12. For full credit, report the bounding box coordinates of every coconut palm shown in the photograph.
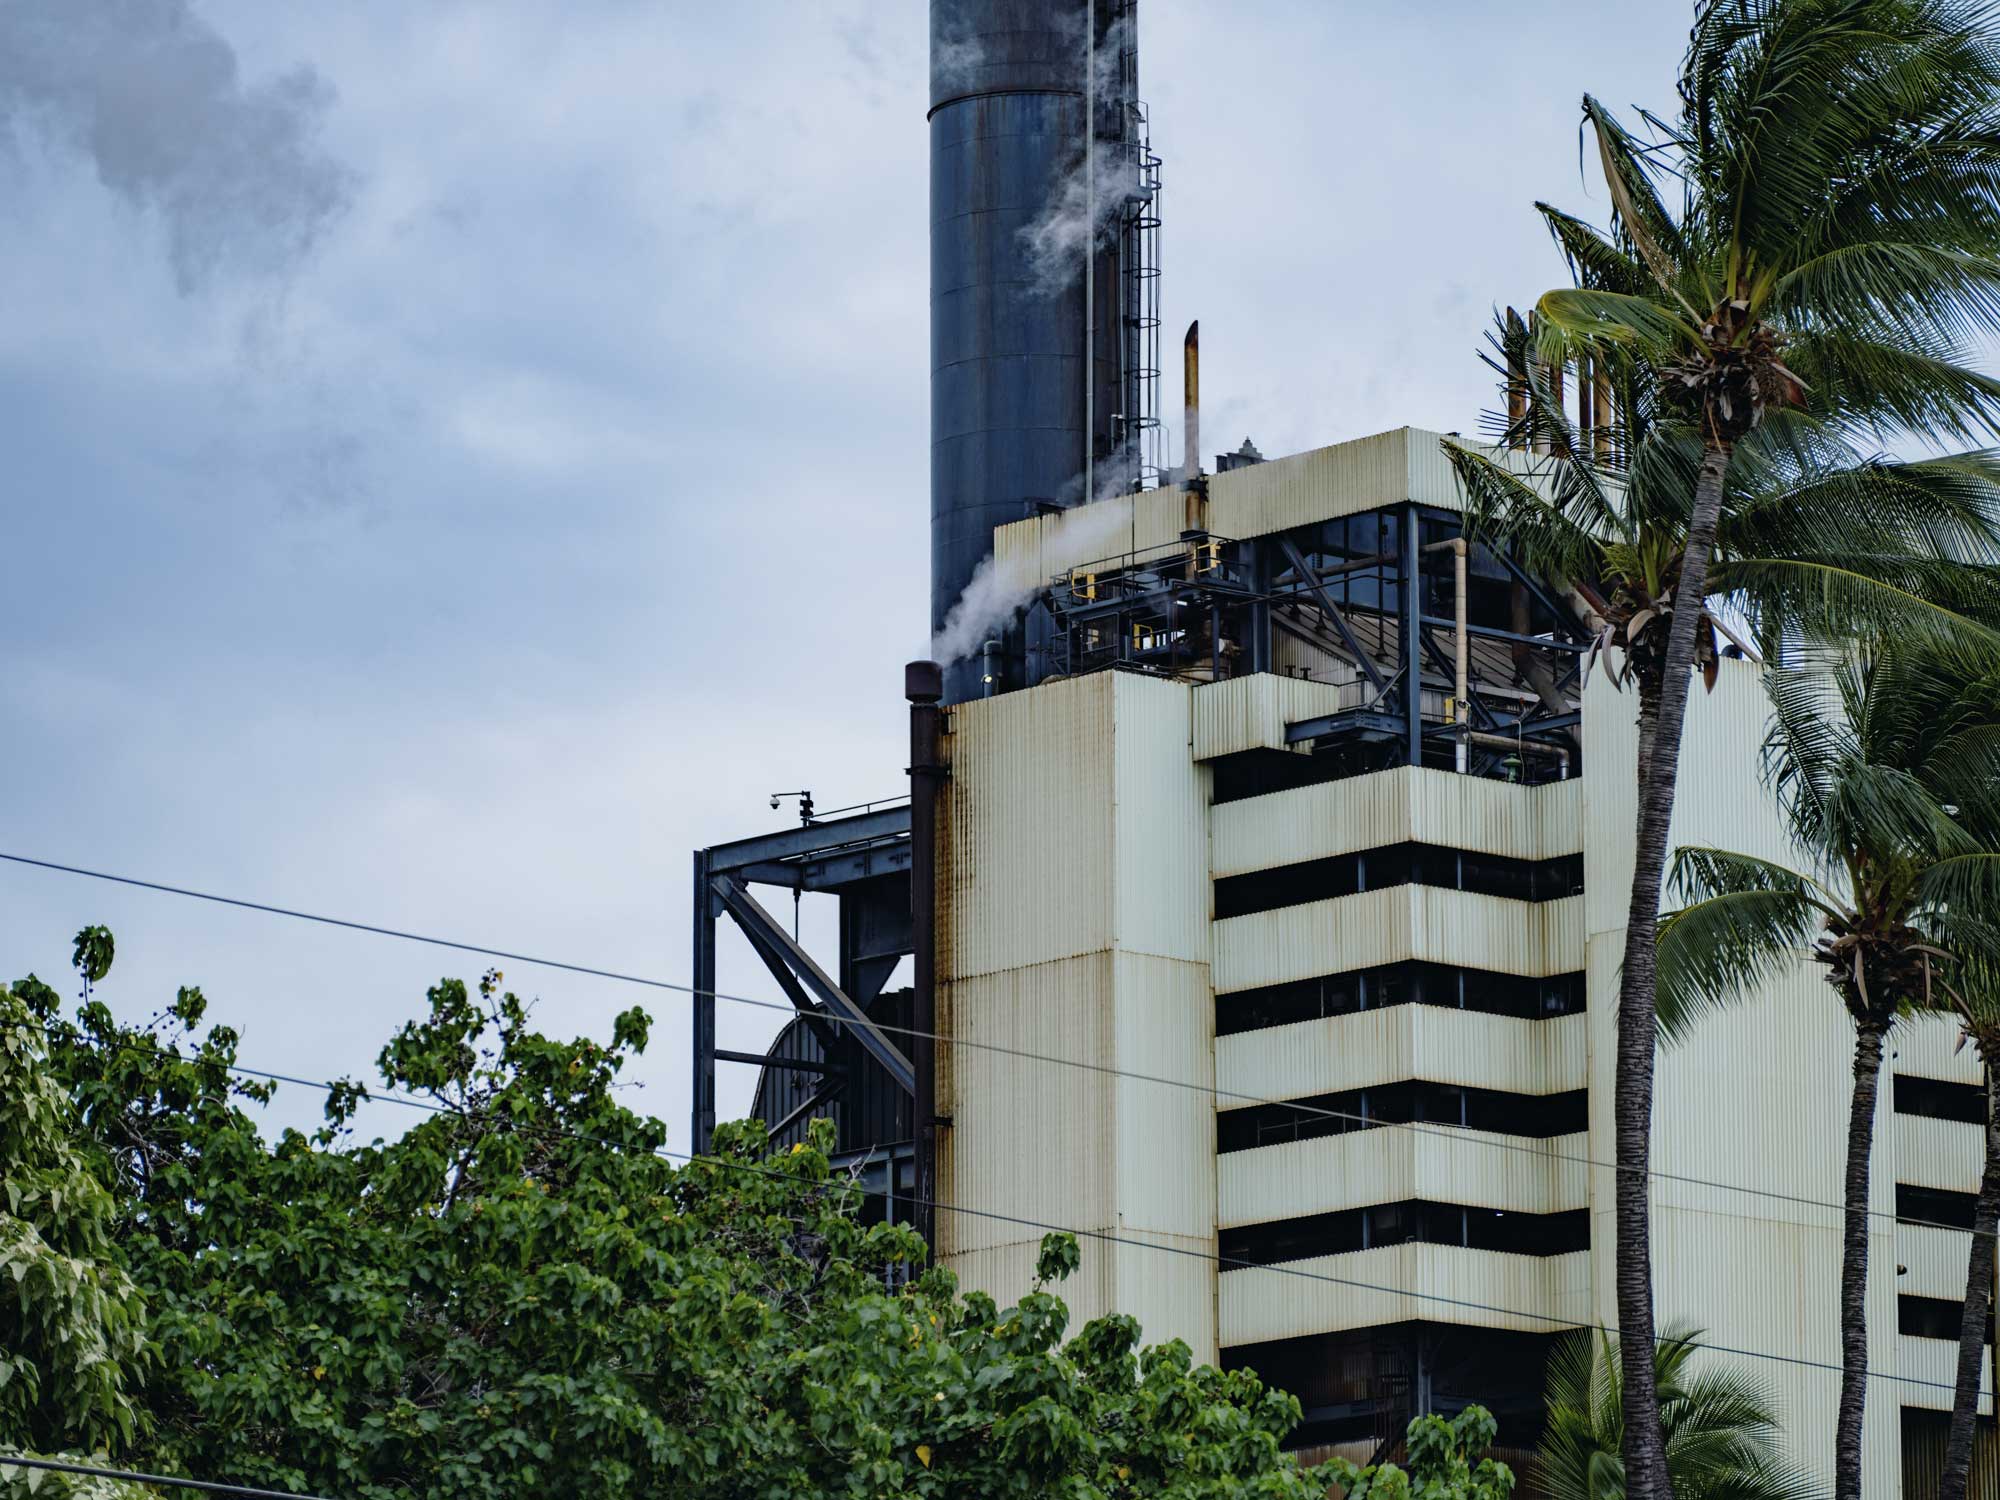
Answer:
[1937,959,2000,1500]
[1452,4,2000,1491]
[1537,1323,1821,1499]
[1656,640,2000,1497]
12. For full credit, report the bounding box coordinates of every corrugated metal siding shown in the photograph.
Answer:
[949,1229,1218,1364]
[1204,428,1437,542]
[1896,1013,1985,1086]
[1217,1009,1588,1107]
[945,674,1117,980]
[1110,674,1209,963]
[1583,650,1915,1500]
[939,952,1116,1260]
[1190,673,1349,761]
[1895,1113,1985,1192]
[1134,484,1203,553]
[1111,950,1216,1240]
[1208,767,1582,877]
[1898,1223,1976,1301]
[939,671,1217,1360]
[1212,888,1585,993]
[1582,658,1785,939]
[1219,1128,1589,1227]
[1219,1243,1592,1346]
[1895,1334,1994,1414]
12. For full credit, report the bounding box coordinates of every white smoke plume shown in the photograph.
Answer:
[931,439,1150,666]
[931,25,987,97]
[1015,15,1138,299]
[0,0,354,292]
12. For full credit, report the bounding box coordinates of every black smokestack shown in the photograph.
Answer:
[928,0,1134,703]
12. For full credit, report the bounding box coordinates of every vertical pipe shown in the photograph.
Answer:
[1451,539,1469,773]
[905,659,945,1254]
[1594,365,1615,461]
[691,849,716,1155]
[1182,319,1200,483]
[1083,5,1095,507]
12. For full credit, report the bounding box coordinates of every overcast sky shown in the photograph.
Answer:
[1,1,1689,1153]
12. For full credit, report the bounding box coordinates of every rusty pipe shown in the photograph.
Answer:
[1182,319,1200,483]
[905,659,945,1253]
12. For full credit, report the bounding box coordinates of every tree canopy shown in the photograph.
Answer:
[3,944,1330,1500]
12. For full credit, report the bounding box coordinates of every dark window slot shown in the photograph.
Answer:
[1214,842,1583,921]
[1217,963,1585,1035]
[1894,1073,1988,1126]
[1900,1294,1995,1345]
[1218,1083,1588,1154]
[1221,1201,1589,1269]
[1898,1183,1981,1232]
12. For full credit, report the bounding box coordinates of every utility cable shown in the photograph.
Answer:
[2,1011,1971,1398]
[2,849,1988,1242]
[0,1454,336,1500]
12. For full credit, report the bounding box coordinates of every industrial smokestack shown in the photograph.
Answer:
[929,0,1133,704]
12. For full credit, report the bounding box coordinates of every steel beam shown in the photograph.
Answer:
[703,807,911,876]
[713,1048,840,1074]
[769,1077,847,1141]
[1419,614,1587,653]
[711,875,916,1096]
[1488,542,1588,637]
[732,840,912,893]
[691,850,717,1155]
[1285,709,1409,745]
[1279,536,1389,693]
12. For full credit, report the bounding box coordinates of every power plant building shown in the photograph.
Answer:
[688,2,1998,1490]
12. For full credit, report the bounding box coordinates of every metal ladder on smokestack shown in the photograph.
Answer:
[1110,2,1164,491]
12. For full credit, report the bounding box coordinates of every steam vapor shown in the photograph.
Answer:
[0,0,354,292]
[931,445,1145,666]
[1015,15,1136,300]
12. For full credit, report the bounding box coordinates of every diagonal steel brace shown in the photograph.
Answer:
[711,875,916,1096]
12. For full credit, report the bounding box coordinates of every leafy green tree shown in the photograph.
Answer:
[1453,3,2000,1491]
[0,978,146,1460]
[9,941,1326,1500]
[1657,640,2000,1497]
[1324,1406,1514,1499]
[1537,1325,1819,1499]
[1934,958,2000,1500]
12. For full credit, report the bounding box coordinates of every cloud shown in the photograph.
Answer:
[0,0,354,291]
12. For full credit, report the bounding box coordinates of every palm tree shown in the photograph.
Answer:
[1938,958,2000,1500]
[1656,641,2000,1498]
[1452,5,2000,1491]
[1537,1323,1821,1499]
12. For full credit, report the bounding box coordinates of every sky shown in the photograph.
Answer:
[0,0,1689,1155]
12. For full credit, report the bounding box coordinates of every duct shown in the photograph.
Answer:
[710,874,917,1095]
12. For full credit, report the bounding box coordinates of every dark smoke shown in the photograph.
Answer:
[0,0,354,292]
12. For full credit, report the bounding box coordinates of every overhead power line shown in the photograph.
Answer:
[1,848,1987,1242]
[2,1011,1972,1398]
[0,1454,336,1500]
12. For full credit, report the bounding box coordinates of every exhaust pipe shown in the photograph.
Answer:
[1182,319,1200,484]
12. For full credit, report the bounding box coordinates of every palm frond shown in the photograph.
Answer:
[1659,850,1832,1045]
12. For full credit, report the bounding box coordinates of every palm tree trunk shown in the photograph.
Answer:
[1833,1019,1887,1500]
[1939,1062,2000,1500]
[1615,436,1732,1500]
